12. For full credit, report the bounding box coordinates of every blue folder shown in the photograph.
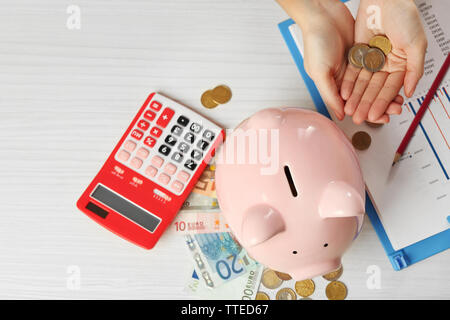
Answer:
[278,18,449,270]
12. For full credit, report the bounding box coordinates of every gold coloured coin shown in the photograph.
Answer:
[211,85,232,104]
[274,271,292,281]
[325,281,348,300]
[276,288,297,300]
[322,265,343,281]
[255,292,270,300]
[369,35,392,55]
[366,121,384,128]
[352,131,372,151]
[261,269,283,289]
[294,279,315,297]
[201,90,219,109]
[362,47,385,72]
[348,43,370,68]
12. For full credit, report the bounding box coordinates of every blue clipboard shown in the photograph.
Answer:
[278,18,450,270]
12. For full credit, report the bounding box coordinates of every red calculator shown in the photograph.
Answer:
[77,93,224,249]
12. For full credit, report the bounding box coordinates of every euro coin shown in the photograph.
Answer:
[366,121,384,128]
[201,90,219,109]
[211,85,232,104]
[348,43,370,68]
[322,265,343,281]
[294,279,315,297]
[274,271,292,281]
[352,131,372,151]
[369,35,392,55]
[255,292,270,300]
[362,47,385,72]
[276,288,297,300]
[325,281,347,300]
[261,269,282,289]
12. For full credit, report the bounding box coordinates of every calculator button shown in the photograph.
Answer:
[150,100,162,112]
[177,170,190,182]
[130,157,143,169]
[158,173,170,185]
[184,132,196,144]
[197,139,209,151]
[131,129,144,140]
[124,140,136,152]
[137,120,150,131]
[171,180,184,193]
[150,127,163,138]
[171,125,183,136]
[144,110,156,121]
[178,142,190,153]
[145,165,158,177]
[165,135,177,146]
[203,130,215,141]
[151,156,164,168]
[190,122,203,134]
[184,159,198,171]
[158,144,171,156]
[164,163,177,175]
[156,108,175,128]
[118,150,130,162]
[177,115,189,127]
[191,149,203,161]
[136,147,149,159]
[144,136,156,148]
[171,152,184,163]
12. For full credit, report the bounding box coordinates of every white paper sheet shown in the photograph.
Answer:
[288,0,449,250]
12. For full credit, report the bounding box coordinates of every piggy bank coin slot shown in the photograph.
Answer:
[284,165,298,197]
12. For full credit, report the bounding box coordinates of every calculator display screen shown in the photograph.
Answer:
[91,184,161,233]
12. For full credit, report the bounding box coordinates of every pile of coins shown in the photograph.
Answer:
[201,85,232,109]
[348,35,392,72]
[256,265,347,300]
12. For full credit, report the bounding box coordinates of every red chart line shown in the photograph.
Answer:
[437,89,450,118]
[429,99,449,149]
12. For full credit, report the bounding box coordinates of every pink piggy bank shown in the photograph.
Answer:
[215,108,365,280]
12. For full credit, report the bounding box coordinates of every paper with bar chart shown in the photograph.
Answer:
[287,0,449,250]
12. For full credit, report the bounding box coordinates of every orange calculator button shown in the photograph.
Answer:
[137,120,150,131]
[156,108,175,128]
[124,140,136,152]
[144,110,156,121]
[144,136,156,148]
[157,173,170,185]
[131,129,144,140]
[150,100,162,112]
[130,157,143,169]
[151,155,164,168]
[150,127,163,138]
[118,150,131,162]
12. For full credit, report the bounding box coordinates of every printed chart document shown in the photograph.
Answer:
[288,0,449,251]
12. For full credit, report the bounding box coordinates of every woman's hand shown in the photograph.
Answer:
[340,0,427,124]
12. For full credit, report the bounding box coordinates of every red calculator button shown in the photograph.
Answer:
[144,110,156,121]
[150,100,162,112]
[144,136,156,148]
[137,120,150,131]
[150,127,163,138]
[156,108,175,128]
[131,129,144,140]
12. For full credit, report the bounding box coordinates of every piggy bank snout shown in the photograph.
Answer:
[241,205,285,247]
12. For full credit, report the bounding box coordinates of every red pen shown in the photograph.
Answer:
[393,53,450,164]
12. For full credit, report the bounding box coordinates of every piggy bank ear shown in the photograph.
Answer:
[241,205,285,247]
[319,181,365,218]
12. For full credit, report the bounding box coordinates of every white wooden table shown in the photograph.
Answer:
[0,0,448,299]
